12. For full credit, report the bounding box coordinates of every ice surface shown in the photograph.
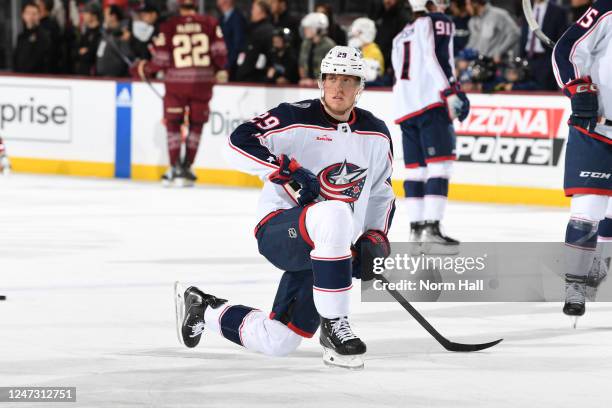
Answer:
[1,174,610,408]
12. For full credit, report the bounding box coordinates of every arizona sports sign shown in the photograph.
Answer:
[454,106,566,166]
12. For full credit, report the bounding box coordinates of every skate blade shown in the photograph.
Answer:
[421,242,460,255]
[162,179,172,188]
[174,281,186,346]
[407,242,423,256]
[322,347,364,370]
[173,178,194,188]
[571,316,579,329]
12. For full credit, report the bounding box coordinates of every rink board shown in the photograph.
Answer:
[0,75,570,206]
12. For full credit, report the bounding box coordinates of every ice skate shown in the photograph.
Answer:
[407,221,423,254]
[319,316,366,370]
[420,221,460,255]
[563,274,586,328]
[174,282,227,348]
[178,162,197,188]
[585,256,609,301]
[409,221,424,242]
[161,165,180,187]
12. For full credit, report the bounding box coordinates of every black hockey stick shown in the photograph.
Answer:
[522,0,612,127]
[286,184,502,352]
[376,275,503,352]
[103,33,164,100]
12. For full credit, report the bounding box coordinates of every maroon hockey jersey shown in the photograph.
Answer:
[144,14,227,96]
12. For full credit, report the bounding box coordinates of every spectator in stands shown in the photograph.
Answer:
[36,0,62,73]
[96,4,132,77]
[298,12,335,86]
[455,49,478,90]
[449,0,470,56]
[492,57,537,91]
[13,1,52,73]
[369,0,410,85]
[59,0,80,74]
[348,17,384,85]
[75,1,103,76]
[466,0,520,63]
[130,1,159,60]
[266,28,299,84]
[520,0,568,90]
[217,0,247,81]
[570,0,592,22]
[315,3,347,46]
[49,0,66,30]
[269,0,301,51]
[236,0,274,82]
[462,54,496,92]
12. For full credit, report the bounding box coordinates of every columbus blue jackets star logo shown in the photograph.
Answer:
[318,160,368,207]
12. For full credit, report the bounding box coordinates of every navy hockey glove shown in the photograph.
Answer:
[442,83,470,122]
[563,76,599,132]
[269,154,320,206]
[352,230,391,281]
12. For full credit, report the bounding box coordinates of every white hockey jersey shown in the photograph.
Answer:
[391,13,456,123]
[225,99,395,240]
[552,0,612,142]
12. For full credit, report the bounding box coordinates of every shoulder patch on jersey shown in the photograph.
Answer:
[290,102,312,109]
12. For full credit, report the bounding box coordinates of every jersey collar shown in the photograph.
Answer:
[319,101,357,128]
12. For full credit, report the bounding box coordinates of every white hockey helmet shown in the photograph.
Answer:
[301,12,329,34]
[348,17,377,48]
[320,46,367,84]
[409,0,429,12]
[319,46,367,111]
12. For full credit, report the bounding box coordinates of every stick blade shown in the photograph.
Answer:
[443,338,503,352]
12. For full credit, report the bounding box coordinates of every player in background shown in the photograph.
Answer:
[551,0,612,322]
[0,137,10,175]
[175,47,395,369]
[391,0,470,254]
[348,17,385,84]
[131,0,228,187]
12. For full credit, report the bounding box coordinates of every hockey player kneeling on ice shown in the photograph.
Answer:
[552,0,612,325]
[391,0,470,254]
[175,46,396,369]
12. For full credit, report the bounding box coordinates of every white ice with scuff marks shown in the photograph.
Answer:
[1,174,610,408]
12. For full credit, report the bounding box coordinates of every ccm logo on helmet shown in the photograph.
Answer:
[579,171,611,179]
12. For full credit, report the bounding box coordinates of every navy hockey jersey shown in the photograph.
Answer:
[225,99,395,239]
[553,0,612,142]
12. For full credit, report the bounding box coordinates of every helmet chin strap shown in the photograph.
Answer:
[318,78,365,120]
